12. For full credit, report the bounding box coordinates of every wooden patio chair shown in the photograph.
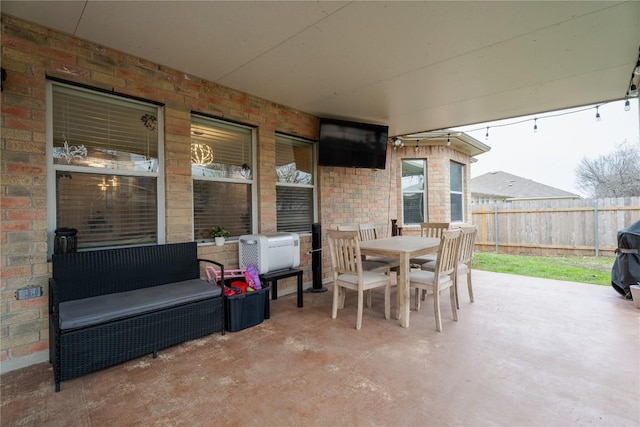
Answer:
[421,225,477,308]
[359,223,400,270]
[409,228,461,332]
[327,230,391,330]
[409,222,450,267]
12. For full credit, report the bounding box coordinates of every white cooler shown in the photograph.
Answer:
[238,233,300,274]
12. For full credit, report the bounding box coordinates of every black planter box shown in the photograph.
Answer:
[224,285,270,332]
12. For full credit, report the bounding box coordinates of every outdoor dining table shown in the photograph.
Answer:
[359,236,440,328]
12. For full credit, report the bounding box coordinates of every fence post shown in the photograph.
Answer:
[593,200,599,257]
[494,204,499,253]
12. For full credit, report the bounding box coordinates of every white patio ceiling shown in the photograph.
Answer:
[2,1,639,137]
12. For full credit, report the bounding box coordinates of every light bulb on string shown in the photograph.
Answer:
[533,118,538,133]
[595,106,601,122]
[624,97,631,112]
[485,127,489,140]
[446,133,451,146]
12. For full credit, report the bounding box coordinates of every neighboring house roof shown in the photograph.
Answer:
[471,171,581,200]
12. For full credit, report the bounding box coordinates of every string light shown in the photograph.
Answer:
[398,99,631,146]
[458,100,627,136]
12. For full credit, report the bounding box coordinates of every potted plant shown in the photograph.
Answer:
[209,226,230,246]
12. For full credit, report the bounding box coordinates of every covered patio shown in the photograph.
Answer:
[2,271,638,426]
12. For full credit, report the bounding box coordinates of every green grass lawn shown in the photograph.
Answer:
[472,252,615,286]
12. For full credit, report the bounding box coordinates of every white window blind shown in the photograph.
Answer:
[50,82,161,251]
[275,134,315,233]
[191,115,254,239]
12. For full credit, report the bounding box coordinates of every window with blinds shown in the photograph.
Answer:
[450,161,464,222]
[275,134,315,233]
[191,115,254,239]
[402,159,426,225]
[49,82,161,251]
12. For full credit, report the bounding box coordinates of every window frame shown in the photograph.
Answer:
[46,81,165,256]
[450,160,465,223]
[275,133,317,234]
[190,114,257,241]
[401,159,427,226]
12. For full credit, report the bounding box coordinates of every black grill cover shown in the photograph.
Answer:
[611,220,640,299]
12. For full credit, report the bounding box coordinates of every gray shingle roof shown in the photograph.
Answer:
[471,171,581,199]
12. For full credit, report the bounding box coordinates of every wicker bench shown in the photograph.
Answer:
[49,242,224,392]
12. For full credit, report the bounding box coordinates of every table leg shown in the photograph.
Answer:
[297,272,303,308]
[399,253,410,328]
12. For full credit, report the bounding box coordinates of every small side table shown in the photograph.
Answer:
[259,268,303,308]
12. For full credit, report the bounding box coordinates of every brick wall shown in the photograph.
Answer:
[0,14,471,371]
[0,14,318,371]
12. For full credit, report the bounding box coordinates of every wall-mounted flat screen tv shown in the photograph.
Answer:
[318,118,388,169]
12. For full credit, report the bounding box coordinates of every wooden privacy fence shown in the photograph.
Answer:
[471,197,640,257]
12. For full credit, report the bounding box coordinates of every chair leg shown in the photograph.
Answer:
[339,287,346,309]
[365,289,372,308]
[332,283,340,319]
[414,288,421,311]
[356,288,364,330]
[384,283,390,320]
[467,271,474,303]
[433,287,442,332]
[450,285,458,322]
[454,274,460,310]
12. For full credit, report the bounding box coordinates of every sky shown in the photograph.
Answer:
[453,98,640,197]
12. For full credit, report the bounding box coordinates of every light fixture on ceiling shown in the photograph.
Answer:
[446,133,451,146]
[389,137,404,149]
[624,97,631,111]
[533,118,538,133]
[595,106,601,122]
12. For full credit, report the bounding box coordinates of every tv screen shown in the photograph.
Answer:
[318,118,388,169]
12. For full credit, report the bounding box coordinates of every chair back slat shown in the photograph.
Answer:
[358,223,378,241]
[435,229,462,277]
[327,230,362,276]
[420,222,450,238]
[458,226,477,264]
[337,224,359,232]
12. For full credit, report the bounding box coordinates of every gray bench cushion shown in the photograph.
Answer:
[59,279,222,330]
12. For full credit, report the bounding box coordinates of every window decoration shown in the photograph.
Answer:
[48,82,162,253]
[53,138,88,164]
[191,143,214,166]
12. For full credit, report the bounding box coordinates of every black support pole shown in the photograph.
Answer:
[309,222,327,293]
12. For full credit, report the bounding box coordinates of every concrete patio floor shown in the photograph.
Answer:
[1,270,639,426]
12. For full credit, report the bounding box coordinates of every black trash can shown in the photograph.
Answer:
[54,228,78,254]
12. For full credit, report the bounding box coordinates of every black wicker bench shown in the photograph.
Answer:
[49,242,224,392]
